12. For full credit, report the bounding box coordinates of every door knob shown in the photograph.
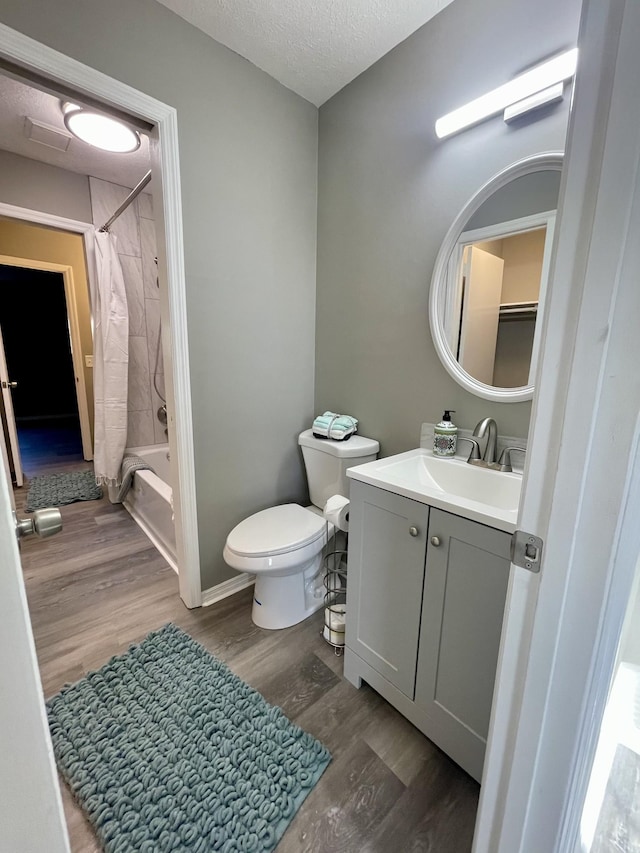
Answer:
[13,508,63,541]
[409,526,419,537]
[8,380,17,388]
[430,536,441,547]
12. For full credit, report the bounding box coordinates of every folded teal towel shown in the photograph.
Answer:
[314,420,352,432]
[313,411,338,425]
[313,411,358,427]
[334,418,357,432]
[312,412,358,440]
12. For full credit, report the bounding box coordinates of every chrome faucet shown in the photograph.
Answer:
[457,436,482,464]
[473,417,498,465]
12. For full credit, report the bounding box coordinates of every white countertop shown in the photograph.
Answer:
[347,447,521,534]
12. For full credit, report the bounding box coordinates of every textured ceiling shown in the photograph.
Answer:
[0,1,455,188]
[0,74,151,190]
[154,0,455,106]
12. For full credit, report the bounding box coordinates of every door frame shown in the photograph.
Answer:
[0,253,93,461]
[0,315,23,485]
[473,0,640,850]
[0,22,201,608]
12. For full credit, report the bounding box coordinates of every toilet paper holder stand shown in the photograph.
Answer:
[322,526,348,655]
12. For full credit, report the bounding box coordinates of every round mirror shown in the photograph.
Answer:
[429,152,563,402]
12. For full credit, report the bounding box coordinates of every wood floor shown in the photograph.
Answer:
[17,450,479,852]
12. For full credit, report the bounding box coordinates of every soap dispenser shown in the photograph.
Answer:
[433,410,458,457]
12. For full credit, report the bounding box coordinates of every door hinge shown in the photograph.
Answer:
[511,530,543,573]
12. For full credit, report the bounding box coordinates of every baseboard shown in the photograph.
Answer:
[201,573,255,607]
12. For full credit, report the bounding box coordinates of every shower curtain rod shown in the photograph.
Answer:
[99,169,152,232]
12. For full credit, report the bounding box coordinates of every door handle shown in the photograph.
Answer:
[1,380,17,389]
[13,508,63,541]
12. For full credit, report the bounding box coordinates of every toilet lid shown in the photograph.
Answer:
[226,504,327,558]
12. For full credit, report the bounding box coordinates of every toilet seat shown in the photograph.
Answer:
[226,504,327,556]
[223,504,332,574]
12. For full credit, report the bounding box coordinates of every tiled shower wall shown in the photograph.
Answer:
[89,177,166,447]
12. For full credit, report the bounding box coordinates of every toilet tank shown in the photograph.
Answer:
[298,429,379,509]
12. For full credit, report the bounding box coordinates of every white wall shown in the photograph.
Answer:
[0,0,319,590]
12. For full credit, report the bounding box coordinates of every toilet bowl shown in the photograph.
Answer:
[223,429,379,630]
[223,504,334,629]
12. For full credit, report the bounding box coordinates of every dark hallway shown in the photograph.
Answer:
[0,263,83,474]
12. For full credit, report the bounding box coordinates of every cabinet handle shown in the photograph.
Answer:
[409,526,419,537]
[430,536,441,547]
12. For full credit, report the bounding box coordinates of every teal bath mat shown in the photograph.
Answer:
[26,469,102,512]
[46,624,331,852]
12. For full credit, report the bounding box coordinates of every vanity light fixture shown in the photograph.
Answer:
[62,102,141,153]
[435,48,578,139]
[503,82,565,123]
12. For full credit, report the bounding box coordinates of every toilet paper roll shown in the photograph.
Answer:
[323,494,350,532]
[323,624,346,646]
[323,605,346,646]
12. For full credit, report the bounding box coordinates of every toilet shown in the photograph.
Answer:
[223,428,379,630]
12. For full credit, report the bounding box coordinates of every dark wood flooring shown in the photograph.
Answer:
[17,417,85,477]
[16,456,479,852]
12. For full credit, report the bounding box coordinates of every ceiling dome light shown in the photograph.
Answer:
[62,102,140,153]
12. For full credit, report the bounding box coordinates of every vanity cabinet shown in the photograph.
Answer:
[344,480,512,782]
[344,484,430,698]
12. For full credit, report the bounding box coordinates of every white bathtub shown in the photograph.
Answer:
[122,444,177,573]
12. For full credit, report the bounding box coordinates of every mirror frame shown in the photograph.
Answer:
[429,151,564,402]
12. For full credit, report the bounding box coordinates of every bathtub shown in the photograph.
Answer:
[122,444,177,573]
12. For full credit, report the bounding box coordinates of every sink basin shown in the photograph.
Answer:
[378,453,520,511]
[347,448,522,532]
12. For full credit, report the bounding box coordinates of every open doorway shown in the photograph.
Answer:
[0,263,84,475]
[0,243,95,473]
[0,30,201,610]
[0,221,96,486]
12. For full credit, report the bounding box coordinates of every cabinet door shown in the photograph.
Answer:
[346,481,429,699]
[415,508,511,781]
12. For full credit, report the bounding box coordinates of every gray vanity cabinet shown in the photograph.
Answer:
[345,480,430,698]
[415,508,511,780]
[344,482,512,782]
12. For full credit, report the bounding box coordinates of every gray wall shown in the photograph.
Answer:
[0,149,92,221]
[0,0,318,591]
[466,170,562,231]
[316,0,582,456]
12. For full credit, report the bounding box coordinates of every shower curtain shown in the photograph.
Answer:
[91,230,129,485]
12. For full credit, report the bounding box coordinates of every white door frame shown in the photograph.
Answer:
[0,253,93,461]
[0,399,14,505]
[0,23,202,608]
[474,0,640,850]
[0,315,23,484]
